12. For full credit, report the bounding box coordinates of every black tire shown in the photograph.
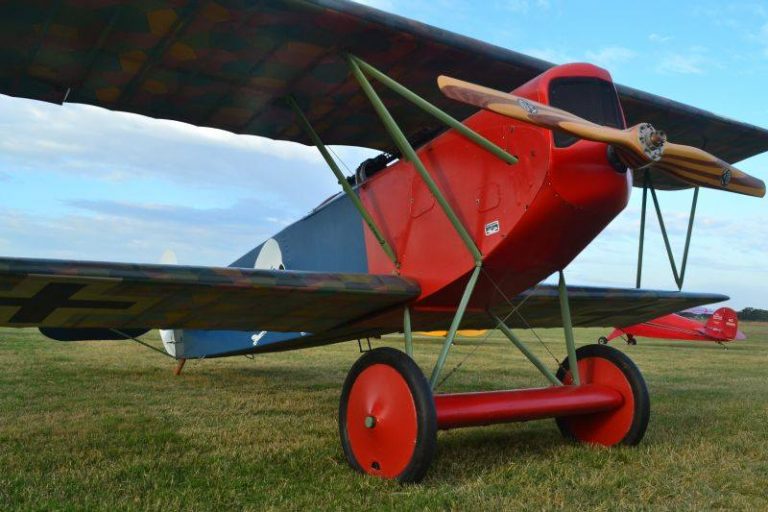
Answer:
[597,336,608,345]
[339,347,437,483]
[555,344,650,446]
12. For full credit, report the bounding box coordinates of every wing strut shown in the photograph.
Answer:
[288,54,519,385]
[347,55,485,265]
[346,54,515,388]
[635,172,699,290]
[488,270,582,386]
[349,57,518,166]
[491,312,562,386]
[403,306,414,357]
[557,271,581,385]
[287,54,518,272]
[286,96,400,269]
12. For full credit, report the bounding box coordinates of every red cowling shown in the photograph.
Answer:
[434,385,624,430]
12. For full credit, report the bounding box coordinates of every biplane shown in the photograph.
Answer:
[599,307,745,346]
[1,0,766,483]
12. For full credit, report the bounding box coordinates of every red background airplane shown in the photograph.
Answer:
[600,307,745,345]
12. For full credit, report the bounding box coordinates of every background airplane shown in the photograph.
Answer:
[599,307,745,346]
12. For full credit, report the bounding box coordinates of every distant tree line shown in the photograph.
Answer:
[739,308,768,321]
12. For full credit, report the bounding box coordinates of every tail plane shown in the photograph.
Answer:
[703,307,740,341]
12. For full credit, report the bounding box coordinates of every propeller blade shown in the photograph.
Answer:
[438,75,765,198]
[438,75,628,145]
[654,143,765,197]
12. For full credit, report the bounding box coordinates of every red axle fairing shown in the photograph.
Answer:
[359,63,631,318]
[434,385,623,429]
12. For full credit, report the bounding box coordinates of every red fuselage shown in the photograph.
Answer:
[359,63,631,314]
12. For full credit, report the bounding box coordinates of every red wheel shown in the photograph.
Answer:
[555,344,650,446]
[339,347,436,483]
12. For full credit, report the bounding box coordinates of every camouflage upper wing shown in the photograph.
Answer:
[0,257,420,332]
[0,0,766,172]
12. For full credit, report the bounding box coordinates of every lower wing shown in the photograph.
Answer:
[287,284,729,346]
[500,284,728,329]
[0,257,420,333]
[0,257,727,349]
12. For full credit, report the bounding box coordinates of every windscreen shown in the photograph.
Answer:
[549,77,625,148]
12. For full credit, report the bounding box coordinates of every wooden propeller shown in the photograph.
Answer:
[438,75,765,198]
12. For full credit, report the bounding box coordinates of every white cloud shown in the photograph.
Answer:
[0,96,380,171]
[524,47,575,64]
[656,52,707,75]
[147,117,322,164]
[526,45,637,69]
[648,33,671,43]
[500,0,550,13]
[0,95,378,208]
[760,22,768,57]
[585,46,637,68]
[0,200,287,266]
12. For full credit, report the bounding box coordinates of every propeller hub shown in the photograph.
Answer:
[637,123,666,161]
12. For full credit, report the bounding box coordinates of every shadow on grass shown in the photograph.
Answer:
[429,422,567,480]
[620,341,739,351]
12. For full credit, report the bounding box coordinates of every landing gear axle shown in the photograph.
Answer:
[339,344,650,482]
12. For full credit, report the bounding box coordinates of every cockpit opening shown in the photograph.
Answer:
[548,77,625,148]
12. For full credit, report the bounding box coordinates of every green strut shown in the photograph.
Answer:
[349,56,518,166]
[635,174,649,289]
[648,179,682,288]
[492,313,563,386]
[429,264,482,388]
[558,271,580,385]
[403,306,414,357]
[678,187,699,289]
[286,96,399,269]
[347,55,483,265]
[347,55,484,388]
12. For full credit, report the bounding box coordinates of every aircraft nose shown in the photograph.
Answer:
[550,141,632,213]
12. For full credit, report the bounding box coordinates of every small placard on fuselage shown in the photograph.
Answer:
[485,220,500,236]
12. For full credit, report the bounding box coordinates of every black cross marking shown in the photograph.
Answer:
[0,283,134,324]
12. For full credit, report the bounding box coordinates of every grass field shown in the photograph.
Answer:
[1,324,766,510]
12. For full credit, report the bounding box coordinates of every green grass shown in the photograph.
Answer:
[1,324,766,511]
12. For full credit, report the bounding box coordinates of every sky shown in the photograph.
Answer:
[1,0,767,309]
